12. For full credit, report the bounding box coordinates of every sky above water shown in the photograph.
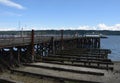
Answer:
[0,0,120,31]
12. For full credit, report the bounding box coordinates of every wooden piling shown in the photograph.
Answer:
[98,38,100,48]
[10,48,13,66]
[31,29,35,62]
[17,47,21,64]
[51,37,55,54]
[61,30,64,50]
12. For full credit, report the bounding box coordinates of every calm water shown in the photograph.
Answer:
[101,36,120,61]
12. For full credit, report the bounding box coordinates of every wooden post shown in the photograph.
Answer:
[51,37,55,54]
[92,38,94,48]
[98,38,100,48]
[31,29,35,62]
[17,47,21,64]
[41,43,44,56]
[81,38,83,48]
[10,48,13,66]
[61,30,64,50]
[76,37,79,48]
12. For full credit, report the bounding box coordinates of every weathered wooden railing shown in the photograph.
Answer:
[0,35,75,48]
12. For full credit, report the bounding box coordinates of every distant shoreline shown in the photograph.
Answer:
[0,30,120,35]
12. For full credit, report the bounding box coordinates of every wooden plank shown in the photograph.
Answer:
[41,61,113,70]
[42,57,114,65]
[47,55,111,62]
[56,52,108,56]
[11,68,101,83]
[57,48,111,55]
[55,53,108,59]
[23,63,104,76]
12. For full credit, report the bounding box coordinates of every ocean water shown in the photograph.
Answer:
[101,36,120,61]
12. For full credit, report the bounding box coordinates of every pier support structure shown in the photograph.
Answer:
[61,30,64,50]
[31,29,35,62]
[0,29,105,67]
[17,47,21,64]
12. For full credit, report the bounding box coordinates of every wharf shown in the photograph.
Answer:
[0,30,115,83]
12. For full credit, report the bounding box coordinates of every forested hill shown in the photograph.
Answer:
[0,30,120,35]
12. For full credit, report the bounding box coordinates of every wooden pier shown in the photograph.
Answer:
[0,30,114,83]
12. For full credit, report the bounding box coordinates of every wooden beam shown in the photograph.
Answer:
[31,29,35,62]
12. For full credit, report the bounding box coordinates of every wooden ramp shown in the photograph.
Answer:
[11,62,106,83]
[42,48,113,71]
[41,56,113,70]
[23,62,105,76]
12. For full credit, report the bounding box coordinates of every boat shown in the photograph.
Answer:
[82,32,107,38]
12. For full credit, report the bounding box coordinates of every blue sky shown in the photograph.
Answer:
[0,0,120,30]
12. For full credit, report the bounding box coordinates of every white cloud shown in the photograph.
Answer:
[0,0,25,9]
[35,24,120,31]
[77,26,95,30]
[0,23,120,31]
[0,27,17,31]
[97,24,120,31]
[77,24,120,31]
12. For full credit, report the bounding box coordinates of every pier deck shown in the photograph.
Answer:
[0,35,73,48]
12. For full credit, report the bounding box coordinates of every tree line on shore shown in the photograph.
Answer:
[0,30,120,35]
